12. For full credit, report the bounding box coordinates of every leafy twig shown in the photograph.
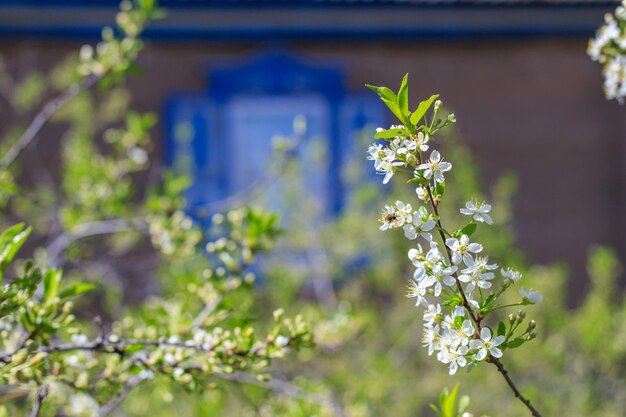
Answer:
[0,74,102,170]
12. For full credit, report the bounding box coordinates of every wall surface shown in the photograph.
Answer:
[1,34,624,299]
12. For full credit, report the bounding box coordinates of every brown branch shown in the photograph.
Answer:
[489,357,543,417]
[0,74,102,170]
[29,384,48,417]
[415,144,543,417]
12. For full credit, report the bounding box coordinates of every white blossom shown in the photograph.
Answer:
[424,304,443,327]
[501,267,522,283]
[379,201,412,231]
[367,143,386,170]
[445,235,483,266]
[455,320,476,346]
[519,287,543,304]
[588,5,626,102]
[407,280,428,307]
[460,201,493,225]
[403,207,436,241]
[469,327,505,360]
[413,132,430,152]
[443,343,469,375]
[422,325,441,356]
[417,150,451,183]
[66,393,99,417]
[415,185,430,202]
[378,158,403,184]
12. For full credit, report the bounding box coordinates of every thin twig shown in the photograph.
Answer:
[97,375,145,417]
[215,372,347,417]
[489,357,543,417]
[47,218,147,267]
[1,74,102,169]
[29,384,48,417]
[189,296,222,330]
[204,134,302,214]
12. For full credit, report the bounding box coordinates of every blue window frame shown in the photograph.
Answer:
[165,51,388,220]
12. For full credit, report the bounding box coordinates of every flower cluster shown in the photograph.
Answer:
[78,0,163,79]
[588,1,626,102]
[367,76,542,375]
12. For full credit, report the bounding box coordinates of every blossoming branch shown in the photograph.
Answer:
[366,75,543,417]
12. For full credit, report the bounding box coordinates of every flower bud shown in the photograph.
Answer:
[447,114,456,123]
[508,313,515,324]
[502,278,512,289]
[11,349,27,366]
[517,309,526,321]
[528,329,537,339]
[527,320,536,331]
[273,309,284,322]
[434,100,443,111]
[405,153,417,167]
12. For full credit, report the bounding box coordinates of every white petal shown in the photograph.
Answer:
[493,335,505,346]
[449,362,458,375]
[469,339,482,350]
[490,346,503,358]
[480,327,491,341]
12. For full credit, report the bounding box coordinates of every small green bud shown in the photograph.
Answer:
[273,309,284,323]
[528,330,537,339]
[434,100,443,111]
[502,278,512,289]
[12,350,27,366]
[508,313,515,324]
[517,309,526,321]
[527,320,536,331]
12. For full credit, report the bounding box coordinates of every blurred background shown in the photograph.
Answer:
[1,0,623,294]
[1,1,626,416]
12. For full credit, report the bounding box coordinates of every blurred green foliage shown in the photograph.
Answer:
[105,110,626,417]
[0,1,312,415]
[0,2,623,415]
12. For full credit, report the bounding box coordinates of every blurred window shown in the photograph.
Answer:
[165,51,387,221]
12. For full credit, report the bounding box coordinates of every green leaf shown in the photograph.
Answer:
[497,321,506,337]
[457,223,477,238]
[365,84,397,102]
[0,224,31,281]
[443,384,459,417]
[481,292,496,309]
[435,181,446,197]
[409,94,439,126]
[429,404,442,417]
[43,269,62,302]
[505,337,526,349]
[59,283,96,300]
[381,98,405,125]
[397,73,409,121]
[373,128,409,140]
